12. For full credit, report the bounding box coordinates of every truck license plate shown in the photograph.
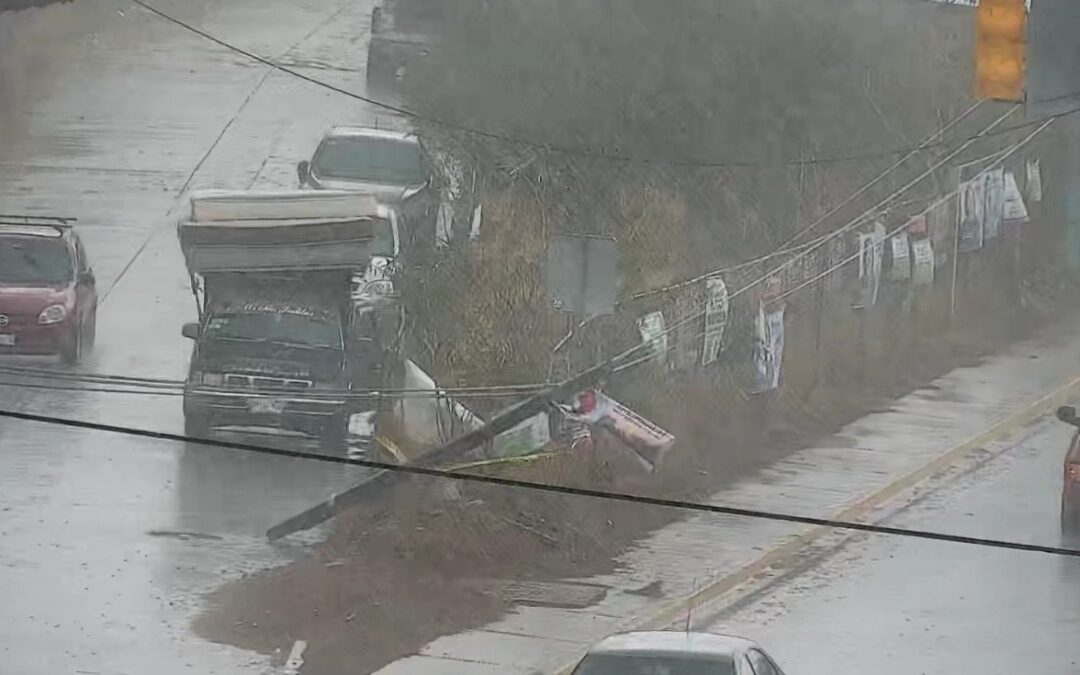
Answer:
[0,334,14,346]
[249,398,285,414]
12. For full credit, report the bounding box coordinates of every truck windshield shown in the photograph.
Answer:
[205,312,343,350]
[0,236,73,285]
[312,135,428,187]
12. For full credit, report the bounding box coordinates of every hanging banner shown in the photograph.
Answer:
[957,174,985,253]
[701,274,729,366]
[637,311,668,365]
[559,390,674,473]
[890,232,912,282]
[982,168,1005,241]
[825,236,848,292]
[911,238,935,287]
[673,290,699,372]
[927,200,952,269]
[907,213,928,238]
[1027,159,1043,203]
[752,303,786,393]
[1002,170,1030,225]
[854,223,885,308]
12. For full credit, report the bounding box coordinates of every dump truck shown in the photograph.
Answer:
[177,190,401,446]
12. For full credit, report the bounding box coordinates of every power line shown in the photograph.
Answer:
[777,99,985,249]
[1,405,1077,558]
[0,378,543,400]
[0,364,553,396]
[129,0,1080,171]
[607,105,1039,367]
[616,118,1055,374]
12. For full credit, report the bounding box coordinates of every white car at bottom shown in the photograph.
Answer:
[571,631,788,675]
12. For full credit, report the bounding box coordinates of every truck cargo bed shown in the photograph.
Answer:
[178,190,381,274]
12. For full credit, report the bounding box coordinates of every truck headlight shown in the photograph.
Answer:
[364,280,395,297]
[195,372,224,387]
[38,304,67,325]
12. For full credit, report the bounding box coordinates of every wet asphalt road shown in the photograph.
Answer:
[0,1,383,672]
[5,2,1080,674]
[708,414,1080,674]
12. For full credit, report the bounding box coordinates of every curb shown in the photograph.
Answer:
[552,372,1080,673]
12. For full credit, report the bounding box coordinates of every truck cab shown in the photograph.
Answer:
[177,190,394,447]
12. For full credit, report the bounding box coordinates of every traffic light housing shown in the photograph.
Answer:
[976,0,1028,102]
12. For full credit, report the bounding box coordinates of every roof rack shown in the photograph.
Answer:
[0,215,77,236]
[0,214,76,225]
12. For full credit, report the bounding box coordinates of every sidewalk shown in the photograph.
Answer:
[373,314,1080,674]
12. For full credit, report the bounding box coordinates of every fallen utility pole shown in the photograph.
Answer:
[266,362,611,541]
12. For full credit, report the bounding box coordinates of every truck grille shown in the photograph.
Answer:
[223,374,313,391]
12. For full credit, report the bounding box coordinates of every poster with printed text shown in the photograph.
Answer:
[982,168,1005,241]
[957,174,985,253]
[637,311,668,365]
[701,274,729,367]
[752,303,786,393]
[1002,170,1030,225]
[890,232,911,283]
[912,238,935,287]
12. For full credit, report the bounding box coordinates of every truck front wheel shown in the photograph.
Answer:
[184,412,211,439]
[320,412,348,451]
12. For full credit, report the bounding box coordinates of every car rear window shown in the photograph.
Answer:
[572,652,737,675]
[0,236,73,285]
[311,135,428,186]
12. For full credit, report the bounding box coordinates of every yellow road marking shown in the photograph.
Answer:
[552,373,1080,673]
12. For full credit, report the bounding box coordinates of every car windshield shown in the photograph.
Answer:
[0,236,72,285]
[205,311,343,350]
[311,135,428,186]
[572,653,736,675]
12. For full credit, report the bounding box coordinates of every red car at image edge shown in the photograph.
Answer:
[1055,405,1080,540]
[0,219,97,364]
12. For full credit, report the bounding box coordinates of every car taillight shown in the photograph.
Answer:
[1068,463,1080,483]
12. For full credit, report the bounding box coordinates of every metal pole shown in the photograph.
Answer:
[267,361,612,540]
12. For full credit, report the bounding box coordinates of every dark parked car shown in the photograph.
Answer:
[0,219,97,364]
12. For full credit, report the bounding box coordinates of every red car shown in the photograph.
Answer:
[0,220,97,364]
[1055,405,1080,540]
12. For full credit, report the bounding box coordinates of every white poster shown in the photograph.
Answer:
[912,238,935,287]
[1003,170,1030,224]
[752,303,786,393]
[927,200,951,270]
[701,274,729,366]
[492,412,551,458]
[1027,158,1043,203]
[982,168,1005,241]
[958,174,985,253]
[637,311,667,365]
[855,222,885,308]
[890,232,911,282]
